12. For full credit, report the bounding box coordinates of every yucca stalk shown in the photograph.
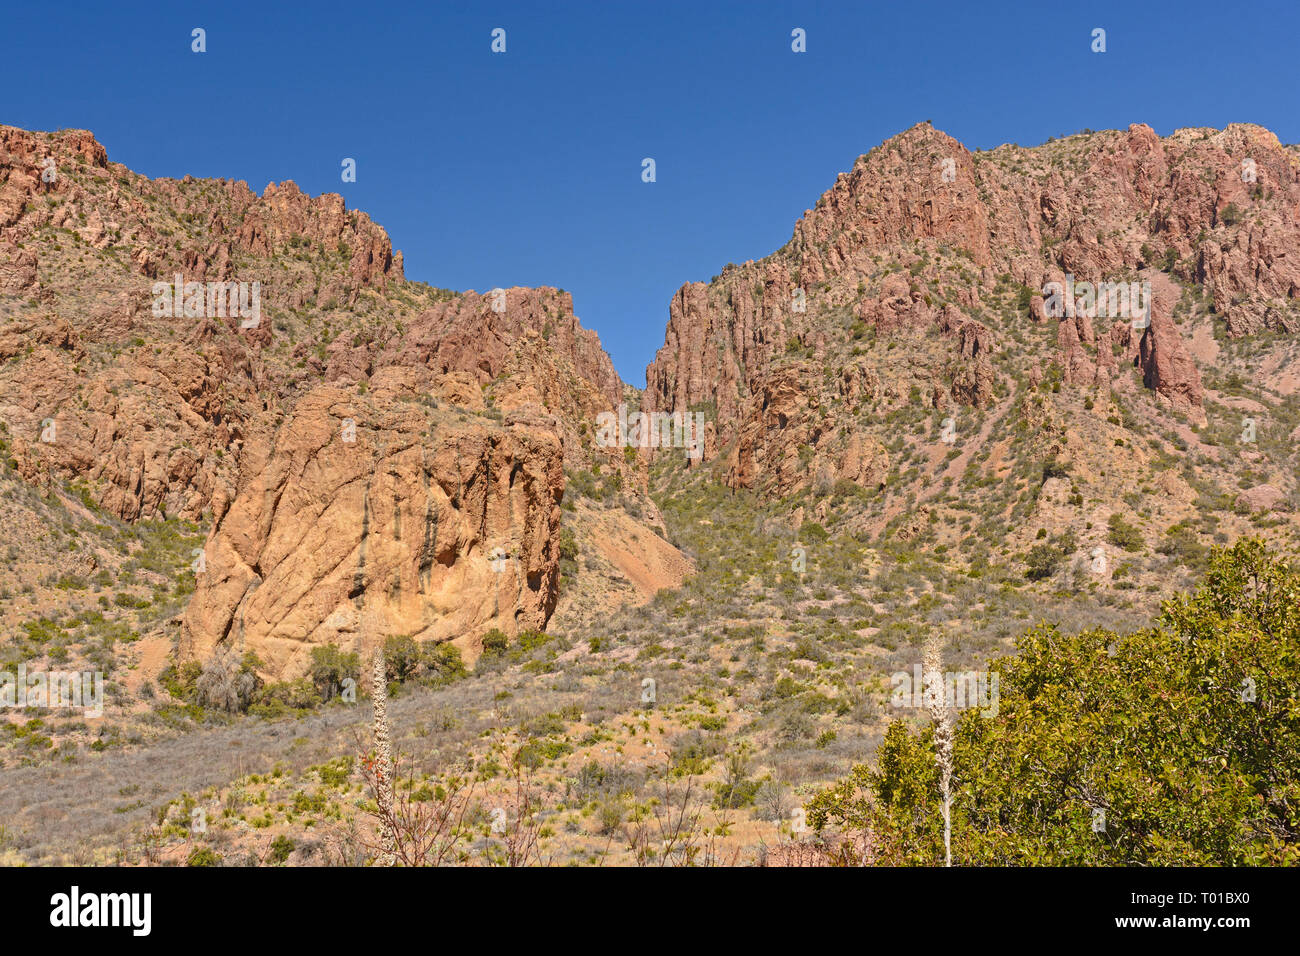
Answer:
[370,648,397,866]
[924,639,954,867]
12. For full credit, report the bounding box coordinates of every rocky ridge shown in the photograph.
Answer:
[0,126,661,677]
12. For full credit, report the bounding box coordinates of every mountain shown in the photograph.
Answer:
[0,125,682,684]
[646,122,1299,573]
[2,120,1298,866]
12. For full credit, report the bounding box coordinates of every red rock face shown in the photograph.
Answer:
[0,126,626,518]
[358,287,622,419]
[1048,271,1204,412]
[723,362,889,496]
[3,119,1296,673]
[791,125,993,283]
[645,122,1294,489]
[1137,311,1204,409]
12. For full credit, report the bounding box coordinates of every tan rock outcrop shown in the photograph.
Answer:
[1236,484,1285,514]
[183,372,564,677]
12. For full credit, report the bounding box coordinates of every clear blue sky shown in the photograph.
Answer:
[5,1,1297,385]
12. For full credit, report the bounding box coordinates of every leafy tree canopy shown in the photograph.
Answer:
[808,539,1300,865]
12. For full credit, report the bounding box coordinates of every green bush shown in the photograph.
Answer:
[268,835,295,864]
[1106,513,1144,552]
[313,756,354,788]
[1157,523,1207,569]
[158,660,203,702]
[799,521,829,542]
[1023,543,1063,580]
[186,847,222,867]
[480,628,509,656]
[250,678,321,716]
[419,641,467,683]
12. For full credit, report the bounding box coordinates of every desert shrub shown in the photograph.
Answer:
[755,780,794,822]
[1023,543,1063,580]
[158,659,203,702]
[558,526,579,586]
[291,790,325,814]
[186,847,221,867]
[313,756,354,788]
[195,646,263,713]
[1157,523,1207,569]
[713,750,759,809]
[418,641,467,683]
[597,799,624,835]
[480,629,509,657]
[1041,460,1069,482]
[268,835,295,864]
[669,731,725,777]
[572,761,641,803]
[515,738,572,769]
[1106,513,1144,552]
[250,679,321,716]
[517,630,553,652]
[799,521,829,542]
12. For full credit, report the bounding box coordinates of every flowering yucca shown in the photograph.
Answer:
[923,639,954,867]
[370,649,396,866]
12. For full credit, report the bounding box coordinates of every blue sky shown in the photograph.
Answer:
[5,0,1298,385]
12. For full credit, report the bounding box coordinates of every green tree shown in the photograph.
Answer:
[807,540,1300,865]
[309,644,360,701]
[382,634,420,683]
[419,641,468,683]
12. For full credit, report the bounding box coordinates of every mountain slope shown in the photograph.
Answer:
[644,122,1300,598]
[0,125,681,690]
